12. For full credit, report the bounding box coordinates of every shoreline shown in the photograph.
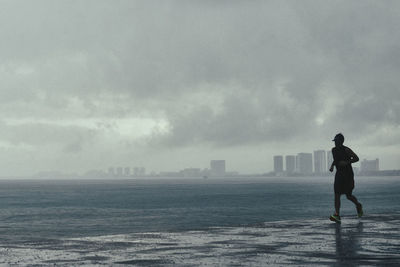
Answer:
[1,213,399,266]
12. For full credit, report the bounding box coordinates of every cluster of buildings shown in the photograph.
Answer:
[360,158,380,172]
[107,167,146,177]
[273,150,380,175]
[104,160,231,178]
[160,160,234,178]
[82,155,382,179]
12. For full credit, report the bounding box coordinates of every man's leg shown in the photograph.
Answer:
[335,193,341,215]
[330,193,342,222]
[346,194,360,206]
[346,194,363,217]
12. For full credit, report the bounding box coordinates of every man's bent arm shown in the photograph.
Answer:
[346,148,359,164]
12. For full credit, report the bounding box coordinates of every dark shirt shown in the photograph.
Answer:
[332,145,354,194]
[332,145,353,175]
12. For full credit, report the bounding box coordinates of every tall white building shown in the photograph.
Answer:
[361,159,379,172]
[297,153,313,174]
[210,160,226,176]
[274,155,284,173]
[285,155,296,174]
[327,150,333,170]
[314,150,327,173]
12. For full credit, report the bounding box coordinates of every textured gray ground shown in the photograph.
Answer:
[1,214,399,266]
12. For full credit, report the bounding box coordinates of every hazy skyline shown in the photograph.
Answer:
[1,1,399,176]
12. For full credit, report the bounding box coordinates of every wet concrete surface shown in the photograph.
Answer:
[1,214,399,266]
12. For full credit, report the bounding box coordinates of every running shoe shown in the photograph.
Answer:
[357,203,363,218]
[330,214,341,223]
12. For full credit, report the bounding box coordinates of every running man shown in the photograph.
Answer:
[329,133,363,223]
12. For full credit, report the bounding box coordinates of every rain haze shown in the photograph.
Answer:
[0,0,399,177]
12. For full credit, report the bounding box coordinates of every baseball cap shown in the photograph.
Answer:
[332,133,344,142]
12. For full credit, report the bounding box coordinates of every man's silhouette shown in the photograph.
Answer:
[329,133,363,223]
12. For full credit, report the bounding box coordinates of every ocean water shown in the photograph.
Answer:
[0,176,399,265]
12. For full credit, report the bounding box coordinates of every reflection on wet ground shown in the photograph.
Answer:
[1,214,400,266]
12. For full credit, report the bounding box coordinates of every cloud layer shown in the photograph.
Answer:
[0,1,399,175]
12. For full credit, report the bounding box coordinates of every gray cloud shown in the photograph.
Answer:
[0,1,399,175]
[0,121,97,149]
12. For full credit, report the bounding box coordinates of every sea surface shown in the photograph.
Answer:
[0,176,399,265]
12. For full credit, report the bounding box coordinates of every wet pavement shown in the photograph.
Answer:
[1,214,400,266]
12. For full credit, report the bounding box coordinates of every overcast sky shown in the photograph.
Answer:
[0,0,399,176]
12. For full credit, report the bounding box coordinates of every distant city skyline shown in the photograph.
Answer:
[273,150,381,175]
[15,152,392,179]
[27,152,384,179]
